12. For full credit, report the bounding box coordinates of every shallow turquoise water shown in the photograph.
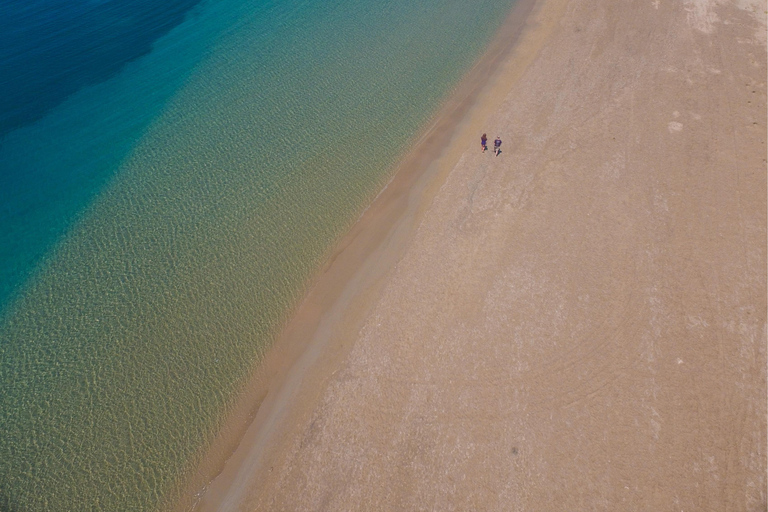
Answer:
[0,0,515,509]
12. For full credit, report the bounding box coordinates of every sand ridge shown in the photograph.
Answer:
[192,0,767,509]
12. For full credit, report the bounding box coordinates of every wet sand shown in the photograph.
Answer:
[188,0,767,509]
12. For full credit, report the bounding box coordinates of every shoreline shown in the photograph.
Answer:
[172,0,554,509]
[178,0,766,508]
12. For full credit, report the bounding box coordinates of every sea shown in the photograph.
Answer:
[0,0,515,509]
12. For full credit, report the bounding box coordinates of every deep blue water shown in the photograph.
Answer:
[0,0,213,312]
[0,0,201,136]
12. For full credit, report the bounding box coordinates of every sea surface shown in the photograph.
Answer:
[0,0,515,509]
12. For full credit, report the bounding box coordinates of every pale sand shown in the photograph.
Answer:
[187,0,767,510]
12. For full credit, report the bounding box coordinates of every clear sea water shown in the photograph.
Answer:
[0,0,515,509]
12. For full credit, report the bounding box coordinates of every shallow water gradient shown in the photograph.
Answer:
[0,0,515,509]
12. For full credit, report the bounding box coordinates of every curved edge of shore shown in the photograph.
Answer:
[167,0,565,509]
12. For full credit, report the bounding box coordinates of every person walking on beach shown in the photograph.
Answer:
[494,136,502,156]
[481,133,488,152]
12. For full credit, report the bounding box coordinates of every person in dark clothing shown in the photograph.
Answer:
[494,136,502,156]
[481,133,488,152]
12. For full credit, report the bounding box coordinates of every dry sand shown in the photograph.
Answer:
[189,0,767,510]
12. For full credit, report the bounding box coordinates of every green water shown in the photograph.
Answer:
[0,0,515,509]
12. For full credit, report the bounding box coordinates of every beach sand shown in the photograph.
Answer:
[187,0,767,509]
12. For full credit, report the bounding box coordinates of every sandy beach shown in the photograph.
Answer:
[187,0,767,509]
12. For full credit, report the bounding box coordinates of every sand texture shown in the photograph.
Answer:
[193,0,767,510]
